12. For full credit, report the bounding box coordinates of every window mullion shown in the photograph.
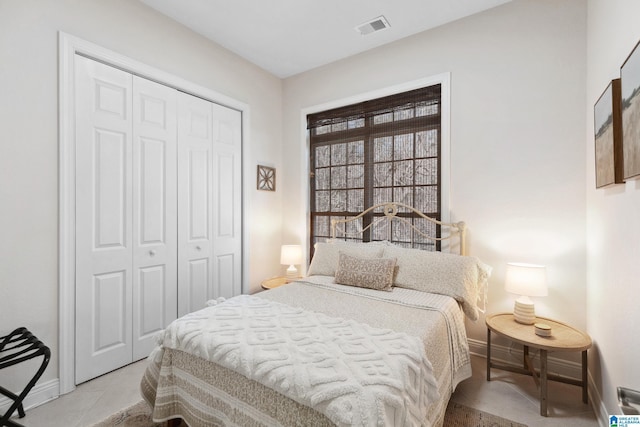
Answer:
[362,116,374,242]
[309,84,441,249]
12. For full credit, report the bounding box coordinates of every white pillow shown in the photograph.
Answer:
[381,245,490,321]
[307,241,384,277]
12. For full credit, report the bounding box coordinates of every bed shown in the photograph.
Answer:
[140,203,490,427]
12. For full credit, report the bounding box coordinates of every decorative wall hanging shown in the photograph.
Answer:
[621,39,640,180]
[257,165,276,191]
[594,79,624,188]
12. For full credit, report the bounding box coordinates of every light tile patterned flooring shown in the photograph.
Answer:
[12,354,599,426]
[9,361,148,427]
[451,356,599,427]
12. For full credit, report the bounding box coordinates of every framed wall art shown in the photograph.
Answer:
[257,165,276,191]
[621,39,640,180]
[594,79,624,188]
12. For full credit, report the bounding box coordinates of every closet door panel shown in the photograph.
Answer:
[92,271,128,350]
[187,258,210,311]
[212,104,243,298]
[178,93,214,316]
[75,56,134,383]
[137,265,166,338]
[215,153,235,237]
[187,148,211,239]
[215,253,236,298]
[132,76,178,360]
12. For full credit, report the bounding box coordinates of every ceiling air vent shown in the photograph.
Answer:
[355,16,390,36]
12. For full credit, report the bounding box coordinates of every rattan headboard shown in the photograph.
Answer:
[329,202,467,255]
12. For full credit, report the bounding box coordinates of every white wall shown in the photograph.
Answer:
[0,0,282,394]
[7,0,624,418]
[586,0,640,421]
[283,0,587,360]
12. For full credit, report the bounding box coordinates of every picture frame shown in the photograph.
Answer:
[621,39,640,180]
[594,79,624,188]
[257,165,276,191]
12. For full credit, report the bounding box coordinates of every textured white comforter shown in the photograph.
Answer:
[158,294,440,427]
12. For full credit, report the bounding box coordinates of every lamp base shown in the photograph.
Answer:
[513,299,536,324]
[285,265,298,280]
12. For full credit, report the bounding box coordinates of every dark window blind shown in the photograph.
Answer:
[308,84,442,255]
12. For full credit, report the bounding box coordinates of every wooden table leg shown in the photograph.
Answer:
[582,350,588,404]
[486,328,491,381]
[540,349,548,416]
[524,345,540,388]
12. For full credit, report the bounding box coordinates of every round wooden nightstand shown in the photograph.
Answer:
[485,313,592,416]
[261,276,297,290]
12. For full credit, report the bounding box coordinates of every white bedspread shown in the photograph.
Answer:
[289,276,471,390]
[159,294,440,427]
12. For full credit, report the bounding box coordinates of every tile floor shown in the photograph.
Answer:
[11,354,599,427]
[8,360,148,427]
[450,355,599,427]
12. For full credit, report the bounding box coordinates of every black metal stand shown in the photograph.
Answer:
[0,328,51,427]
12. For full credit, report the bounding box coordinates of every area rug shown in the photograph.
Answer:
[92,400,528,427]
[444,401,528,427]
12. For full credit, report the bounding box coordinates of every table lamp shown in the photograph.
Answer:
[280,245,303,279]
[505,262,547,324]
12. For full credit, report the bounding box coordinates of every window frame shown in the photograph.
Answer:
[301,73,452,259]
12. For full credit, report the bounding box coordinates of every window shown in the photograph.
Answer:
[308,84,442,253]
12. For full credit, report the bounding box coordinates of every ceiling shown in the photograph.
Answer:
[140,0,512,78]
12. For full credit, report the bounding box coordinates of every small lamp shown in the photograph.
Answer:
[280,245,303,279]
[505,262,548,324]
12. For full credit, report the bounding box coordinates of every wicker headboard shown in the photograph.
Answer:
[329,202,467,255]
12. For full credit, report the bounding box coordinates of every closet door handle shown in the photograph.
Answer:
[196,245,202,251]
[149,250,156,257]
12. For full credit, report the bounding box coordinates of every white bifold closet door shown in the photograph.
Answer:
[177,94,242,317]
[74,56,242,383]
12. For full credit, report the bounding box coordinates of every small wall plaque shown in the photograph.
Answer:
[257,165,275,191]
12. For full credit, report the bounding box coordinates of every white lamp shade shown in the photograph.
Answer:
[504,262,548,297]
[280,245,303,266]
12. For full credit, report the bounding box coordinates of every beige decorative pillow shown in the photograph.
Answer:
[334,252,396,291]
[381,245,490,321]
[307,242,384,276]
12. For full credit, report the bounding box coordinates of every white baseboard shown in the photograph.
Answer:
[0,379,59,415]
[587,369,609,427]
